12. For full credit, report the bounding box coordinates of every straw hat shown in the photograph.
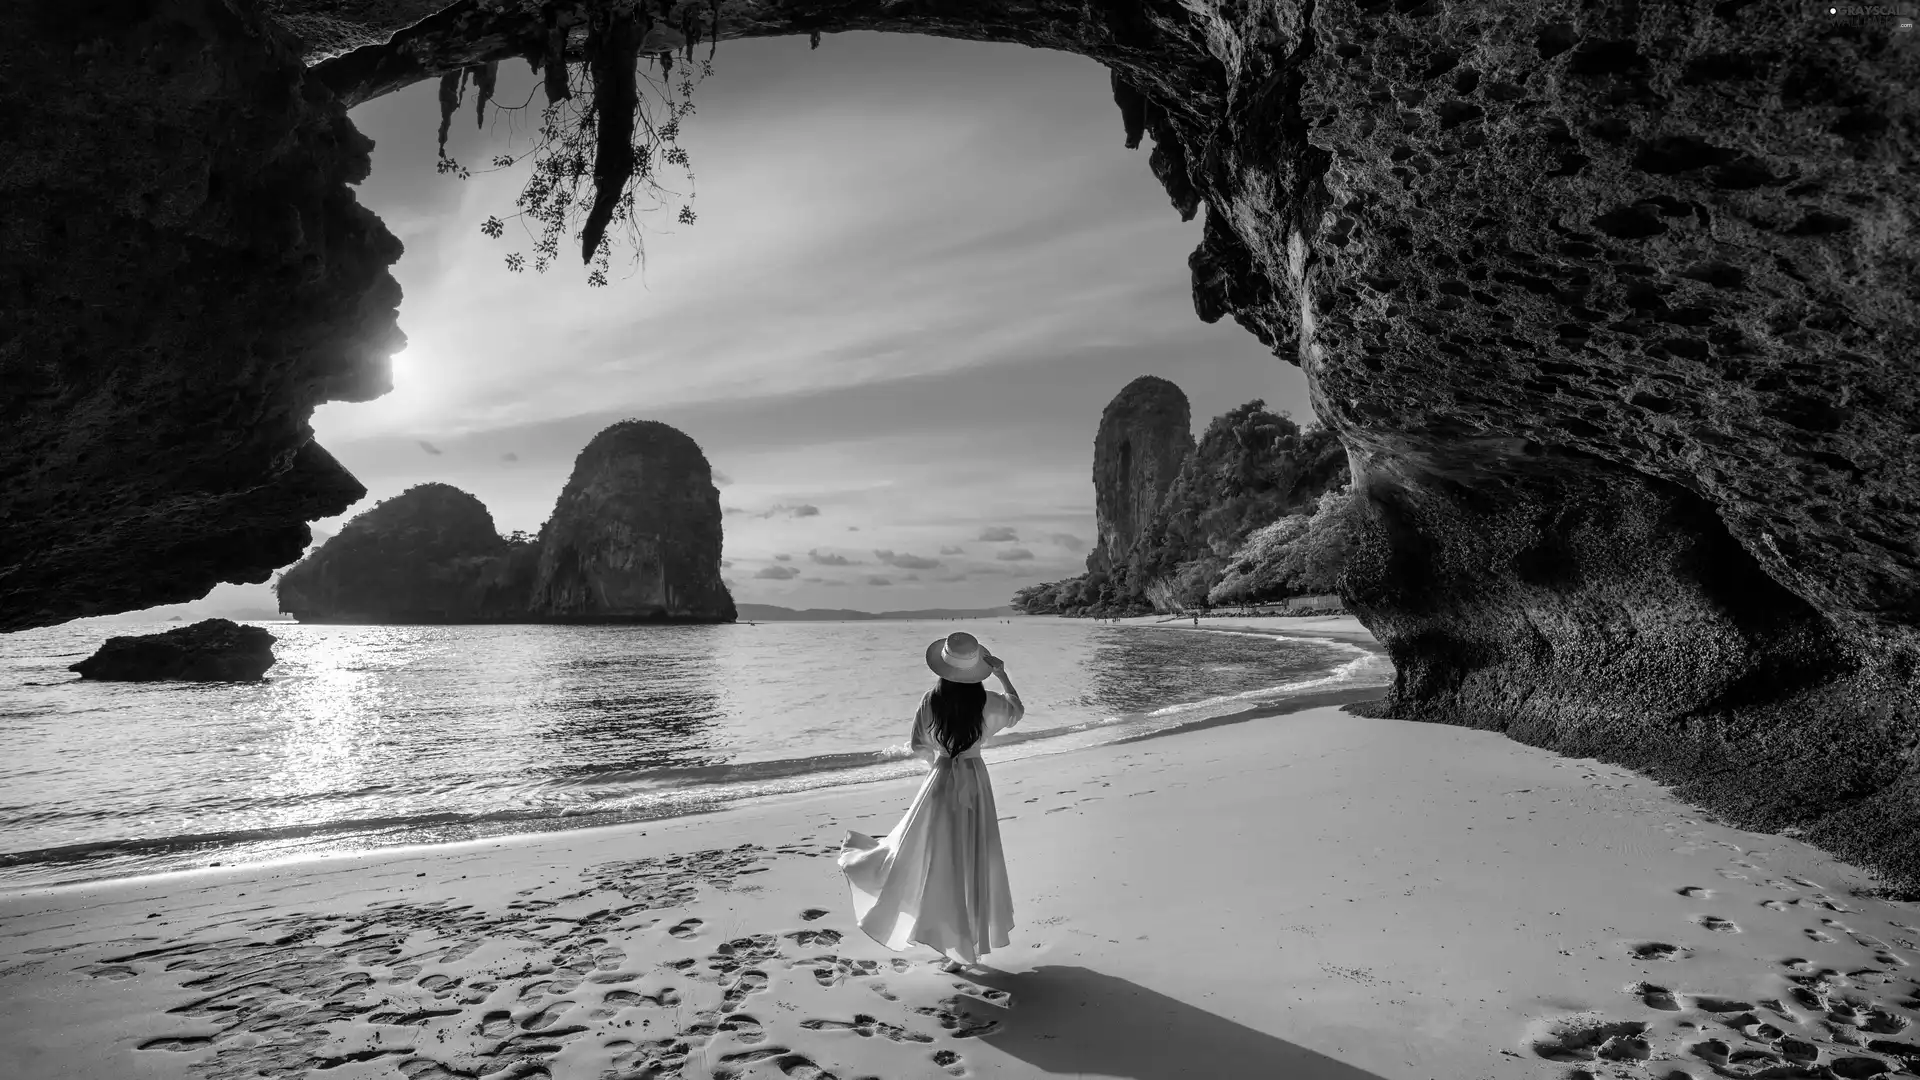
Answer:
[925,631,995,683]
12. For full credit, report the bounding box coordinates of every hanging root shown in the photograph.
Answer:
[542,4,571,105]
[473,60,498,127]
[580,9,644,263]
[437,68,465,156]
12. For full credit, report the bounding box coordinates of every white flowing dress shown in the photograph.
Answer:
[838,689,1020,964]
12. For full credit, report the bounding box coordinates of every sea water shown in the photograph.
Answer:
[0,616,1389,887]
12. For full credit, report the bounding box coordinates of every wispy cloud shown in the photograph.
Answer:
[809,549,859,566]
[755,565,800,579]
[874,549,942,570]
[1048,532,1085,548]
[867,575,893,586]
[939,545,966,555]
[978,526,1018,542]
[995,547,1035,561]
[418,440,443,455]
[773,553,792,562]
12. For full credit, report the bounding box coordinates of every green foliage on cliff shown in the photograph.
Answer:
[1012,402,1353,616]
[274,483,531,621]
[1207,486,1360,607]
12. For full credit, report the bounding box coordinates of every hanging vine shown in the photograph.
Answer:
[433,11,715,287]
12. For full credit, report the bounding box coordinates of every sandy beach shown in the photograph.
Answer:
[4,620,1918,1080]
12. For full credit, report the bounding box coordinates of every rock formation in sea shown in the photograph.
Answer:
[1022,394,1347,615]
[275,483,535,622]
[527,421,736,623]
[1085,376,1193,580]
[7,3,1919,887]
[69,619,278,682]
[273,424,733,623]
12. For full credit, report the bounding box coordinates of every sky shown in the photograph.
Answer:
[285,32,1313,613]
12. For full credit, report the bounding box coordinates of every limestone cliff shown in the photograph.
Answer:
[0,0,402,630]
[275,483,533,622]
[1020,394,1347,615]
[1085,376,1193,580]
[527,421,735,623]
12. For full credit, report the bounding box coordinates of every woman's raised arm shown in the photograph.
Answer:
[986,654,1024,726]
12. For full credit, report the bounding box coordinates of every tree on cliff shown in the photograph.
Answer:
[1207,485,1362,607]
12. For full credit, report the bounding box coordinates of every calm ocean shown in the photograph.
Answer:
[0,616,1389,888]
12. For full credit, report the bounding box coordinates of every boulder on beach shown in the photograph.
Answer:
[68,618,277,682]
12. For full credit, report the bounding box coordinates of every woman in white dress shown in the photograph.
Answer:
[838,631,1025,973]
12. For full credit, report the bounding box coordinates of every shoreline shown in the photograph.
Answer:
[0,621,1387,892]
[6,703,1917,1079]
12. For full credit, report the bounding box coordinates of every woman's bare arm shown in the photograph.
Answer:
[987,655,1024,726]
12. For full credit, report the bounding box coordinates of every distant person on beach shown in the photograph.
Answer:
[839,631,1025,973]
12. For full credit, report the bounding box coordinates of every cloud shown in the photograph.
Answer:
[774,553,792,562]
[731,503,820,519]
[939,545,966,555]
[978,526,1019,542]
[754,565,800,579]
[847,526,860,532]
[823,579,848,587]
[721,559,732,568]
[418,440,443,455]
[712,469,733,486]
[801,575,823,583]
[873,549,942,570]
[1048,532,1085,549]
[904,573,920,581]
[867,575,894,586]
[501,451,519,462]
[995,547,1036,561]
[809,549,859,566]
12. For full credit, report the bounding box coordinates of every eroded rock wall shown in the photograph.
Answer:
[0,0,404,630]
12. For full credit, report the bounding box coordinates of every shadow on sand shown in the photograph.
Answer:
[961,964,1387,1079]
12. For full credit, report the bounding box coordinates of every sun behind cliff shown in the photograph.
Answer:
[274,420,735,624]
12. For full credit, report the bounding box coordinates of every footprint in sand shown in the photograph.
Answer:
[1692,915,1740,934]
[783,929,843,948]
[1762,899,1793,912]
[1527,1017,1650,1062]
[1676,886,1713,899]
[799,908,830,922]
[1626,942,1691,961]
[931,1048,967,1075]
[1631,983,1679,1010]
[138,1036,215,1052]
[521,1002,573,1030]
[1687,1038,1731,1065]
[721,970,769,1012]
[801,1014,934,1043]
[1807,928,1838,943]
[604,987,681,1008]
[480,1010,515,1037]
[1679,994,1752,1014]
[911,997,1003,1038]
[668,918,703,939]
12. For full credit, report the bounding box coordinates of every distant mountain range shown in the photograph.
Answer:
[735,604,1018,622]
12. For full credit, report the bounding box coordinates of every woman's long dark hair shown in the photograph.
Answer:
[927,678,988,756]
